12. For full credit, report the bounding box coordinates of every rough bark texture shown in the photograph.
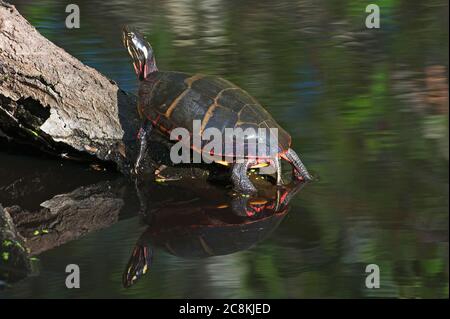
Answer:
[0,1,138,171]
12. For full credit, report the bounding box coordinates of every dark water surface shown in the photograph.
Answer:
[0,0,448,298]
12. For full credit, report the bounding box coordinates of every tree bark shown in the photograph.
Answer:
[0,1,141,172]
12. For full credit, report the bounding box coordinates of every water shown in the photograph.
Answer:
[0,0,448,298]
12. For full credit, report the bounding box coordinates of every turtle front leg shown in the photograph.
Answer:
[231,194,251,217]
[231,160,257,194]
[135,120,153,175]
[283,148,312,182]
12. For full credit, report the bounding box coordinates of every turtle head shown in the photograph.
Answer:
[122,244,153,288]
[122,26,158,80]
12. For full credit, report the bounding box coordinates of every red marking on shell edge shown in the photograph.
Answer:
[136,128,143,140]
[141,114,290,160]
[280,151,290,162]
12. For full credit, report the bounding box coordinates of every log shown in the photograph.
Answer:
[0,1,144,173]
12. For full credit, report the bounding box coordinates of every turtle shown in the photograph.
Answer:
[122,181,303,288]
[123,27,312,193]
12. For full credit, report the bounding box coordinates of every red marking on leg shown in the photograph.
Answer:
[136,128,144,140]
[246,209,255,217]
[279,191,289,205]
[293,169,304,181]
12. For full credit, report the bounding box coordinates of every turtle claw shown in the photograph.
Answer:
[133,165,143,176]
[154,165,182,183]
[155,175,182,183]
[283,148,313,183]
[294,170,312,183]
[293,170,305,182]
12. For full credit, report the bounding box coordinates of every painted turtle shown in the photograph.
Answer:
[122,181,303,288]
[123,27,312,193]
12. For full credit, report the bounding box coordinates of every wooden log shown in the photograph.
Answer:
[0,1,141,172]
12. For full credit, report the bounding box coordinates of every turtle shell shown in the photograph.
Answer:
[151,213,287,258]
[138,71,291,159]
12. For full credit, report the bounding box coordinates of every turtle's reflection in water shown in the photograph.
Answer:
[123,180,305,288]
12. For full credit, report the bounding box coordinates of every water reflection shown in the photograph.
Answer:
[123,180,304,288]
[1,0,448,298]
[0,151,130,288]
